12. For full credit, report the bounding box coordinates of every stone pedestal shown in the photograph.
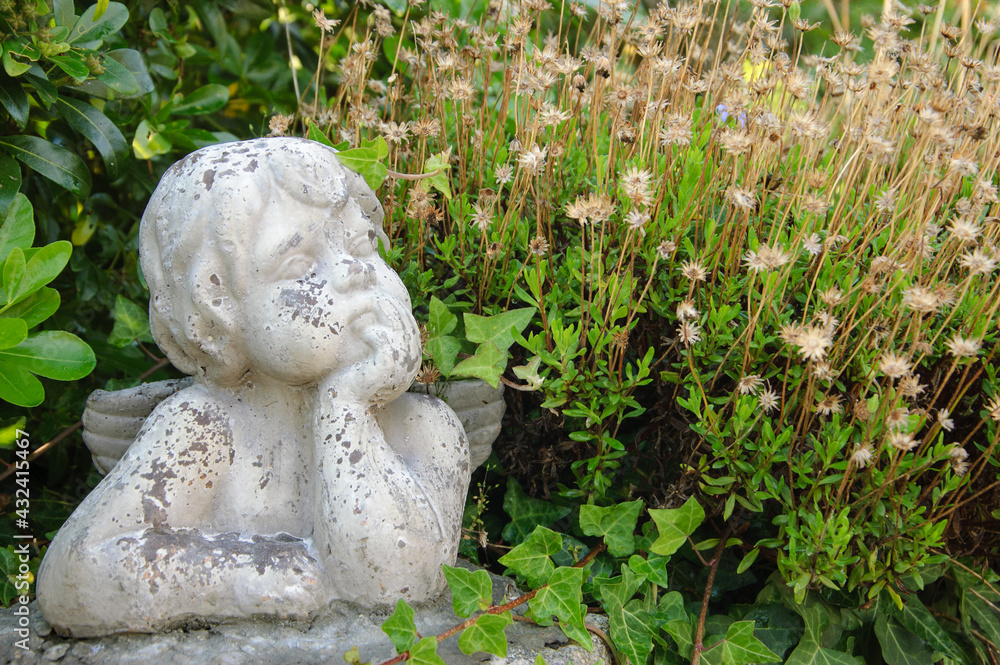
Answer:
[2,569,609,665]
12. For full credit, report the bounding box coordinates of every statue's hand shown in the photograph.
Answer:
[318,297,420,407]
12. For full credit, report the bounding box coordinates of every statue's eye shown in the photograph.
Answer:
[279,255,315,280]
[347,231,376,258]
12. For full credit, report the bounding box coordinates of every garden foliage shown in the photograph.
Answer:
[2,0,1000,663]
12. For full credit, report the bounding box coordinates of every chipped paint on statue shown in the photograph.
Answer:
[36,138,471,637]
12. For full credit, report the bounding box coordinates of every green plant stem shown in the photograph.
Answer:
[373,543,606,665]
[691,532,728,665]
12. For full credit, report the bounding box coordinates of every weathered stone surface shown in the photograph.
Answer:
[35,138,479,636]
[2,569,610,665]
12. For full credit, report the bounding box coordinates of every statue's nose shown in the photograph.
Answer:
[334,256,375,292]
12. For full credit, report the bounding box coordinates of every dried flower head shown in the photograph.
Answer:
[946,334,981,358]
[795,325,833,362]
[677,320,702,347]
[851,443,874,468]
[879,352,912,379]
[737,374,763,395]
[680,260,708,282]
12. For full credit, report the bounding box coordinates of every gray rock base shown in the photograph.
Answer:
[1,571,610,665]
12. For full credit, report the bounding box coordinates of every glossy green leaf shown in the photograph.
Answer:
[0,318,27,350]
[2,41,36,77]
[408,636,447,665]
[93,52,140,95]
[0,357,44,406]
[498,525,561,588]
[0,71,29,128]
[442,565,492,618]
[458,612,512,657]
[702,621,781,665]
[10,241,72,305]
[0,151,21,220]
[1,287,59,328]
[108,295,152,347]
[0,416,26,449]
[874,613,932,665]
[93,0,110,20]
[451,343,506,387]
[502,476,571,544]
[56,97,128,178]
[172,84,230,115]
[68,2,129,44]
[0,330,96,380]
[3,247,25,304]
[0,193,33,261]
[132,119,172,159]
[648,497,705,556]
[381,598,418,654]
[47,53,90,80]
[0,135,91,196]
[579,499,643,558]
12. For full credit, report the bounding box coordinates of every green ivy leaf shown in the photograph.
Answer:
[648,497,705,556]
[0,546,28,605]
[0,318,27,350]
[873,612,932,665]
[701,621,781,665]
[657,591,695,658]
[381,598,418,654]
[579,499,643,558]
[0,331,95,380]
[502,476,571,544]
[0,194,32,261]
[453,308,535,388]
[424,151,452,200]
[306,120,335,148]
[889,593,961,660]
[1,288,59,328]
[408,636,447,665]
[458,612,512,657]
[498,525,561,588]
[963,587,1000,647]
[529,567,589,647]
[56,97,128,178]
[628,554,670,588]
[108,294,152,347]
[172,84,230,115]
[442,565,492,618]
[428,296,458,337]
[0,136,91,196]
[334,138,389,190]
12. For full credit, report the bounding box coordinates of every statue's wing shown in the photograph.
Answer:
[411,380,505,469]
[83,377,505,474]
[82,378,193,474]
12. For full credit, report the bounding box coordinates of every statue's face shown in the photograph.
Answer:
[239,190,418,388]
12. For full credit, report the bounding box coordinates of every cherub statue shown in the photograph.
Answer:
[37,138,497,637]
